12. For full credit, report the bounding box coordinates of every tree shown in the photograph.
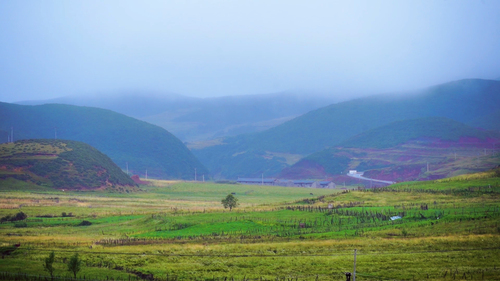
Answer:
[221,194,238,211]
[67,253,81,278]
[43,251,55,278]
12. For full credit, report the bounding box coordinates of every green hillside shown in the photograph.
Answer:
[252,79,500,154]
[194,79,500,179]
[19,92,339,142]
[0,102,208,179]
[340,117,500,149]
[0,139,135,190]
[468,109,500,131]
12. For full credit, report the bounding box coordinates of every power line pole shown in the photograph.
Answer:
[194,168,197,181]
[145,170,147,180]
[427,162,429,172]
[261,173,264,185]
[54,128,57,140]
[353,249,357,281]
[202,174,205,182]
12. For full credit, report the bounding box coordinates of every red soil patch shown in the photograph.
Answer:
[363,165,424,182]
[131,175,149,185]
[430,137,500,149]
[279,160,327,179]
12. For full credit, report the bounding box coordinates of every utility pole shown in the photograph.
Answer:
[261,173,264,185]
[194,168,197,181]
[427,162,429,172]
[353,249,357,281]
[202,175,205,182]
[54,128,57,140]
[145,170,148,180]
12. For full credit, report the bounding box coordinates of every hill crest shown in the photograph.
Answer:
[0,139,136,190]
[0,102,208,179]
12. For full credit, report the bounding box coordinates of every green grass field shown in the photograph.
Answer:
[0,172,499,280]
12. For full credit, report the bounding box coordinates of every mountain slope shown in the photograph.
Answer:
[194,79,500,179]
[248,79,500,154]
[340,117,500,149]
[0,102,207,179]
[18,92,340,142]
[468,109,500,131]
[281,117,500,181]
[0,139,135,190]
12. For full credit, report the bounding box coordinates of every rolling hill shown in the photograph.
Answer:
[280,117,500,182]
[0,139,136,190]
[0,102,208,179]
[17,92,340,142]
[239,78,500,154]
[193,79,500,179]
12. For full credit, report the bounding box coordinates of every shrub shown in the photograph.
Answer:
[78,220,92,226]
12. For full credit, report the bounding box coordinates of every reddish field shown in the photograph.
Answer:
[282,137,500,183]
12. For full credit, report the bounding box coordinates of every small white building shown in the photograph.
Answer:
[349,170,358,175]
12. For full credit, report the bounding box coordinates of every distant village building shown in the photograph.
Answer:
[237,178,335,189]
[318,181,336,189]
[236,178,277,186]
[293,180,316,188]
[349,170,358,174]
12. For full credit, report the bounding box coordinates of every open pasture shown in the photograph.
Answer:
[0,174,499,280]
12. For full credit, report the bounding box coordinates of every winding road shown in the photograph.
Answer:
[346,172,396,185]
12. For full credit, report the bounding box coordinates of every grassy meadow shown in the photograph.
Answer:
[0,172,499,280]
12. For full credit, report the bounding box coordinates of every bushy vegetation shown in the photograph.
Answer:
[0,211,27,223]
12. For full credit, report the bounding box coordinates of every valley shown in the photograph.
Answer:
[1,78,500,280]
[2,2,500,280]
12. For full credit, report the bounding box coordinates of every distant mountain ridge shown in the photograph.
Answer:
[0,102,208,179]
[193,79,500,179]
[16,92,341,141]
[243,79,500,154]
[0,139,136,190]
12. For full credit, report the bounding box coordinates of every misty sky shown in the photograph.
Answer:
[1,0,500,103]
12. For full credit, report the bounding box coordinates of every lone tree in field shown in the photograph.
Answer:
[43,251,55,278]
[221,194,238,211]
[67,253,82,278]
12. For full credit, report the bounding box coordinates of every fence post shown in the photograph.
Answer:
[353,249,357,281]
